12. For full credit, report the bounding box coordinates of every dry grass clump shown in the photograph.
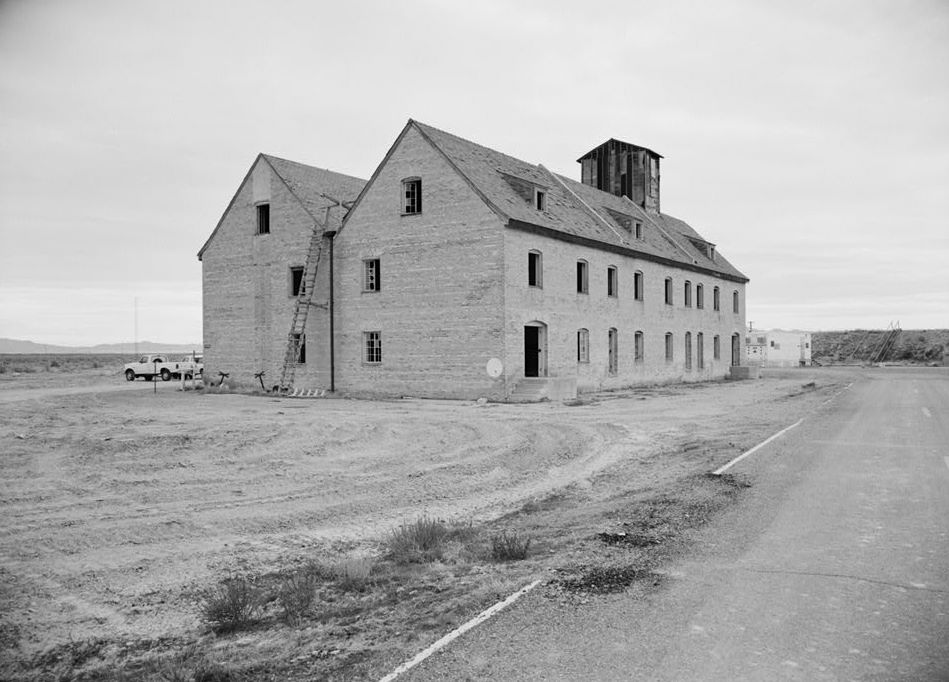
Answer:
[385,517,452,564]
[489,531,531,562]
[200,575,262,634]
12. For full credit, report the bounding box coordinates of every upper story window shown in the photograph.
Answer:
[363,259,381,292]
[664,277,673,305]
[634,221,643,240]
[402,178,422,214]
[634,271,644,301]
[607,266,618,297]
[534,188,546,211]
[256,203,270,234]
[696,284,704,309]
[713,286,721,311]
[577,328,590,363]
[733,290,740,314]
[528,250,542,288]
[290,266,305,296]
[577,260,589,294]
[684,280,692,307]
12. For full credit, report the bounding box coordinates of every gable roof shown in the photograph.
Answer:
[197,154,366,260]
[409,120,748,283]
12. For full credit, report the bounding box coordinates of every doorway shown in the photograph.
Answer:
[524,323,547,377]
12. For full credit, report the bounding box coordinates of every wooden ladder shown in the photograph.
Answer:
[278,206,331,392]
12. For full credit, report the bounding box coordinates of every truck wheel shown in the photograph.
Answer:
[160,368,171,381]
[125,369,136,381]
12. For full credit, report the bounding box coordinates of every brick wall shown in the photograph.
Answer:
[201,159,331,389]
[332,126,507,399]
[503,226,746,392]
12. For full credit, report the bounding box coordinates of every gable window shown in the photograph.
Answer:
[664,277,673,305]
[713,286,721,311]
[665,332,674,362]
[402,178,422,214]
[534,188,546,211]
[634,271,644,301]
[733,290,740,314]
[684,281,692,307]
[528,250,542,288]
[577,328,589,363]
[577,260,589,294]
[256,203,270,234]
[607,266,618,297]
[364,331,382,364]
[685,332,693,370]
[363,259,381,292]
[714,334,721,360]
[634,221,643,240]
[696,284,704,309]
[290,266,305,297]
[634,331,644,363]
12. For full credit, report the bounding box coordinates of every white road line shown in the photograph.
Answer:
[922,407,932,418]
[378,579,542,682]
[712,419,804,476]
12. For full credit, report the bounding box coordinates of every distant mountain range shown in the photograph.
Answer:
[0,338,202,355]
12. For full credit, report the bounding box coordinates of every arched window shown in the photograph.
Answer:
[713,286,721,311]
[664,277,673,305]
[733,290,740,314]
[665,332,674,362]
[607,266,618,297]
[634,271,644,301]
[577,328,589,363]
[713,334,721,360]
[696,284,704,309]
[684,281,692,307]
[697,332,705,369]
[685,331,693,370]
[577,260,589,294]
[634,331,644,363]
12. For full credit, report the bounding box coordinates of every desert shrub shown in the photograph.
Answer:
[49,359,61,368]
[386,517,450,564]
[201,575,261,633]
[276,570,319,624]
[490,531,531,562]
[330,555,376,591]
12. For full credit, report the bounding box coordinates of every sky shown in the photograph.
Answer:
[1,0,947,346]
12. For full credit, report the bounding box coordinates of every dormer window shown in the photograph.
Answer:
[634,221,643,240]
[402,178,422,215]
[534,188,546,211]
[708,245,716,260]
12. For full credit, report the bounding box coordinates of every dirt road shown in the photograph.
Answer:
[0,369,849,672]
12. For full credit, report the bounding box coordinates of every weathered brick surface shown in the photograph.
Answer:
[333,126,507,399]
[503,228,745,392]
[201,159,332,389]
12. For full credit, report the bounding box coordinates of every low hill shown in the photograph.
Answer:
[0,338,200,355]
[812,329,948,364]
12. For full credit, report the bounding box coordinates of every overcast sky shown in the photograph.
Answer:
[1,0,947,346]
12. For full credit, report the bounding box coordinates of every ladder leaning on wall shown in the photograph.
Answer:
[278,204,333,392]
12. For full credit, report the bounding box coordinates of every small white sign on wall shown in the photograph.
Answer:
[486,358,503,378]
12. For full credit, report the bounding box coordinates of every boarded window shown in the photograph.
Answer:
[290,266,305,296]
[577,328,589,363]
[713,286,721,311]
[608,328,618,375]
[696,284,704,309]
[665,332,674,362]
[634,331,644,363]
[714,335,721,360]
[577,260,589,294]
[685,332,693,370]
[528,250,542,287]
[634,271,644,301]
[697,332,705,369]
[364,259,381,292]
[256,203,270,234]
[364,331,382,364]
[607,266,618,297]
[402,178,422,214]
[664,277,673,305]
[634,221,643,240]
[733,290,740,314]
[684,281,692,307]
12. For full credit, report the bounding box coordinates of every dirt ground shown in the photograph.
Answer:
[0,365,853,678]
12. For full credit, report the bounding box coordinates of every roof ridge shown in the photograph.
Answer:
[411,120,544,174]
[540,165,627,243]
[261,153,367,183]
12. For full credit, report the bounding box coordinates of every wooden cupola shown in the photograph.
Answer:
[578,139,662,214]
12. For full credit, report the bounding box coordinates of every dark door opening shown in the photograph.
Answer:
[525,326,540,377]
[731,333,741,366]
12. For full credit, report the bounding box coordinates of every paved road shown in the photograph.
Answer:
[404,368,949,681]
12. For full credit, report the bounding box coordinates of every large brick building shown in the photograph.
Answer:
[199,120,749,400]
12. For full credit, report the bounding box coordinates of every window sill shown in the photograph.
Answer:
[400,211,422,217]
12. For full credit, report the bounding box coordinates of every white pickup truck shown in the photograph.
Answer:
[123,354,204,382]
